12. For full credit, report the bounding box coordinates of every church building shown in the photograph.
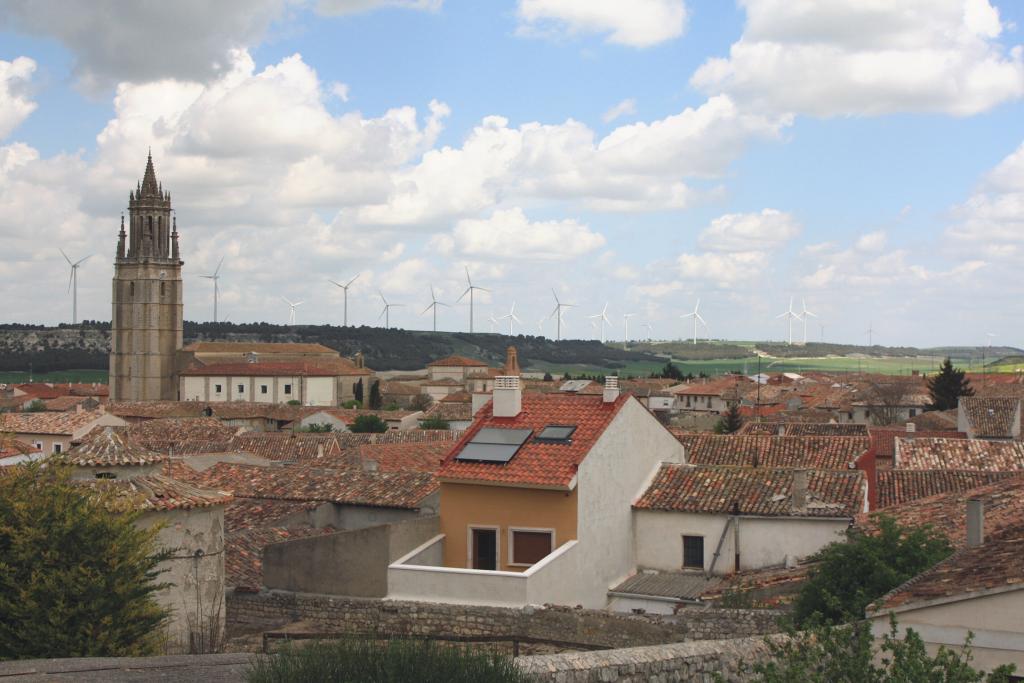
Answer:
[109,154,183,401]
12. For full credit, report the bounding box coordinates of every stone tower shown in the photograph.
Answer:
[109,153,183,401]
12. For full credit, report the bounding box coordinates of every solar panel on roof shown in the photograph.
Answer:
[455,427,533,463]
[535,425,576,443]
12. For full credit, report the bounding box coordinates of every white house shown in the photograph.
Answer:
[179,359,371,406]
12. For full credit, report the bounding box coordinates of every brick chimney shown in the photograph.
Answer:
[967,499,984,548]
[603,375,620,403]
[792,469,808,512]
[493,376,522,418]
[503,346,521,376]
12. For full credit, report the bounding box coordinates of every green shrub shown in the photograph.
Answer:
[349,414,388,433]
[383,402,401,411]
[341,399,362,409]
[0,463,171,659]
[298,423,333,433]
[419,417,450,430]
[286,399,301,406]
[246,638,530,683]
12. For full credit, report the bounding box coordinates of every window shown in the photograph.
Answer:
[95,472,116,480]
[237,384,245,394]
[214,384,223,394]
[284,384,292,395]
[261,385,268,394]
[470,527,498,570]
[160,281,165,296]
[52,443,62,454]
[455,428,533,464]
[909,408,917,417]
[682,535,704,570]
[510,529,553,566]
[129,281,135,298]
[535,425,576,443]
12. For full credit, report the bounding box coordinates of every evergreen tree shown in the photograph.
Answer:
[927,357,974,411]
[354,379,363,404]
[715,404,743,434]
[350,414,388,433]
[368,381,382,410]
[0,463,171,659]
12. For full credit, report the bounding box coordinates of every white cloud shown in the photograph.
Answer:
[697,208,800,252]
[691,0,1024,117]
[948,139,1024,258]
[0,57,36,140]
[855,230,887,252]
[0,1,285,90]
[447,207,606,261]
[316,0,442,15]
[676,251,768,287]
[330,82,350,102]
[602,98,636,123]
[516,0,687,48]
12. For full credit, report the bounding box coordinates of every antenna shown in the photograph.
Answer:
[497,301,522,337]
[799,298,817,345]
[586,303,612,344]
[456,266,489,333]
[281,296,304,326]
[547,289,575,341]
[378,290,403,329]
[328,273,359,327]
[680,298,707,345]
[420,284,449,332]
[60,248,92,326]
[200,256,225,323]
[776,297,803,346]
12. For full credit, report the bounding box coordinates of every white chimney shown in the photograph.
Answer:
[492,376,522,418]
[792,469,808,512]
[966,499,984,548]
[777,424,785,436]
[603,375,620,404]
[906,422,916,433]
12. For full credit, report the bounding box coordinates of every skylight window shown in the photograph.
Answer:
[455,428,533,464]
[535,425,576,443]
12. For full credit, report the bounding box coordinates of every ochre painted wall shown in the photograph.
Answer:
[440,482,577,572]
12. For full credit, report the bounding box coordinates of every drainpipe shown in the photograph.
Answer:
[732,501,741,573]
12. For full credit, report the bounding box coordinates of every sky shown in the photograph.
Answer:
[1,0,1023,347]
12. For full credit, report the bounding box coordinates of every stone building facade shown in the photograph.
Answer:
[109,153,183,401]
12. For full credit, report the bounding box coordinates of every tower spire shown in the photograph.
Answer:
[140,149,159,197]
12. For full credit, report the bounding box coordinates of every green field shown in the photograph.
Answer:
[0,369,108,384]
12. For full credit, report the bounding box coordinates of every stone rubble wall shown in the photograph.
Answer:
[517,635,787,682]
[227,590,784,649]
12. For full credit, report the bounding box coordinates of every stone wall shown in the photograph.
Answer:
[517,635,786,682]
[226,591,783,648]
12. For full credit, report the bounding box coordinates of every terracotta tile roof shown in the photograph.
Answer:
[0,438,40,457]
[441,390,472,403]
[331,429,465,449]
[126,417,240,450]
[14,383,68,400]
[80,473,232,512]
[226,525,335,591]
[183,341,336,354]
[871,520,1024,612]
[304,408,415,424]
[42,396,95,411]
[223,498,317,532]
[679,434,869,470]
[232,432,342,462]
[427,355,488,367]
[635,464,865,518]
[422,377,464,386]
[467,368,503,379]
[108,401,208,419]
[62,426,166,466]
[737,422,869,437]
[424,402,473,422]
[959,397,1020,438]
[209,403,305,421]
[358,441,450,473]
[860,475,1024,544]
[868,428,965,459]
[189,462,437,509]
[674,376,750,396]
[181,359,370,377]
[0,410,110,436]
[380,381,422,396]
[875,470,1018,509]
[437,393,632,489]
[68,383,108,397]
[895,437,1024,471]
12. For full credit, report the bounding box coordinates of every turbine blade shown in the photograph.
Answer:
[214,256,224,276]
[456,287,471,302]
[345,274,359,287]
[74,254,92,266]
[421,303,433,315]
[59,248,72,265]
[329,279,342,287]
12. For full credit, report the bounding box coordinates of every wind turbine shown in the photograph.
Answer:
[281,296,304,325]
[587,303,612,344]
[547,289,575,341]
[641,322,653,341]
[420,285,448,332]
[623,313,636,350]
[866,321,874,347]
[537,317,546,334]
[776,297,802,346]
[498,301,521,337]
[201,256,225,323]
[378,290,403,329]
[680,299,707,345]
[456,266,489,333]
[328,274,359,327]
[59,248,91,326]
[488,313,499,333]
[799,298,817,345]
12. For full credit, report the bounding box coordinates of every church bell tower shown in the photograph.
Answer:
[109,153,183,401]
